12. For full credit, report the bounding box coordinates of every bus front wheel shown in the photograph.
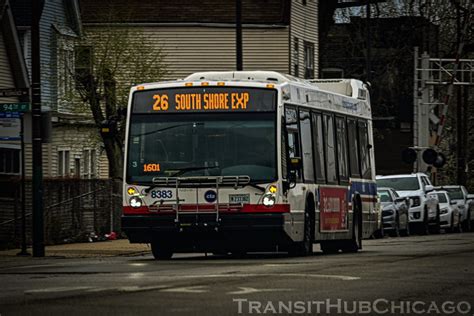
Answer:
[151,242,173,260]
[289,204,314,256]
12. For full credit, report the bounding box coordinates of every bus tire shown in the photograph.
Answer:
[341,198,362,253]
[289,200,314,256]
[151,242,173,260]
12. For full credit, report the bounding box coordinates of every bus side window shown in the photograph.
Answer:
[285,107,301,181]
[323,114,338,184]
[335,117,349,183]
[358,120,372,179]
[347,119,361,177]
[299,109,315,183]
[311,112,326,183]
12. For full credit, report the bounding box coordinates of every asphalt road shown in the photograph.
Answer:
[1,233,474,316]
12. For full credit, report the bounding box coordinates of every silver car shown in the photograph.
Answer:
[378,187,410,237]
[432,190,461,233]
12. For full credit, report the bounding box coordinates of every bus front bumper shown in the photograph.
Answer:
[121,213,291,252]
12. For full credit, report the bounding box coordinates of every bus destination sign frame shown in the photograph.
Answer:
[132,86,276,114]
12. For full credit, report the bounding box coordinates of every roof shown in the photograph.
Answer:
[10,0,82,35]
[79,0,289,25]
[9,0,30,27]
[0,0,29,91]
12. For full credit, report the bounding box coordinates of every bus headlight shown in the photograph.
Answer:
[262,194,276,207]
[129,196,143,208]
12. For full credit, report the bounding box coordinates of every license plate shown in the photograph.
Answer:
[229,194,250,204]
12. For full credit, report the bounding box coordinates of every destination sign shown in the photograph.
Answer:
[132,87,276,113]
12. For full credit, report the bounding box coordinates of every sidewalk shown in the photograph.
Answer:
[0,239,151,258]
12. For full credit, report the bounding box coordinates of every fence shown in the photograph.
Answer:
[0,179,122,249]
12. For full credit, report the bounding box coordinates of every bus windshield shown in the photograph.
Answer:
[126,113,276,184]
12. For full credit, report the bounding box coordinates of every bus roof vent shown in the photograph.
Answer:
[308,79,367,100]
[185,71,291,84]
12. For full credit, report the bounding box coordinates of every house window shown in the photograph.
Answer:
[321,68,344,79]
[60,48,74,97]
[75,46,93,87]
[82,149,97,178]
[0,147,20,175]
[293,37,299,77]
[58,150,70,177]
[304,41,315,79]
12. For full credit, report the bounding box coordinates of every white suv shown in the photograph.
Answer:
[376,173,440,234]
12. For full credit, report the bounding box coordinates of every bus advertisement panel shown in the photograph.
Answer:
[319,187,349,231]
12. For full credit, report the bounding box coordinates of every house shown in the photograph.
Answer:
[0,0,30,244]
[79,0,319,80]
[10,0,108,180]
[0,0,29,182]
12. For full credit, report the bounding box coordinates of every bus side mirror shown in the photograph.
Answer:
[289,157,302,171]
[287,157,301,189]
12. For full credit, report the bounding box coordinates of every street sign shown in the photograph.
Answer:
[0,102,31,112]
[0,88,29,97]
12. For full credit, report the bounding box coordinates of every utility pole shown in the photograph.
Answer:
[236,0,243,71]
[31,0,45,257]
[455,5,466,186]
[365,1,371,83]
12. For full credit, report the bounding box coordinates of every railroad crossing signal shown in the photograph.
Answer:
[402,147,446,168]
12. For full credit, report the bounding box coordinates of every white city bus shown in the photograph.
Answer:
[122,71,380,259]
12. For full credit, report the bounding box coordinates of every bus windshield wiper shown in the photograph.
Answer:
[131,122,204,137]
[247,181,266,192]
[144,166,219,193]
[169,165,219,177]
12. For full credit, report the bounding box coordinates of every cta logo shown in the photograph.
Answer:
[204,190,217,203]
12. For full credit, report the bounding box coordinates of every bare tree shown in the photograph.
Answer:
[74,26,167,179]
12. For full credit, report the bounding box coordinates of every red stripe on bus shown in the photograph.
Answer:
[123,204,290,215]
[361,197,377,203]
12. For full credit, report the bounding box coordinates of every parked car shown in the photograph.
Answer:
[436,186,472,231]
[377,187,410,237]
[431,190,461,233]
[376,173,440,234]
[467,197,474,232]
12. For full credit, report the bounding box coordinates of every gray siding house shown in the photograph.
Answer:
[10,0,107,179]
[0,0,29,180]
[80,0,319,80]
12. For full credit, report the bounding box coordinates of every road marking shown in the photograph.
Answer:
[25,286,93,294]
[128,272,145,279]
[228,287,293,295]
[177,273,360,281]
[160,286,209,293]
[118,285,167,292]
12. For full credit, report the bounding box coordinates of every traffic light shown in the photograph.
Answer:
[401,148,417,164]
[422,148,446,168]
